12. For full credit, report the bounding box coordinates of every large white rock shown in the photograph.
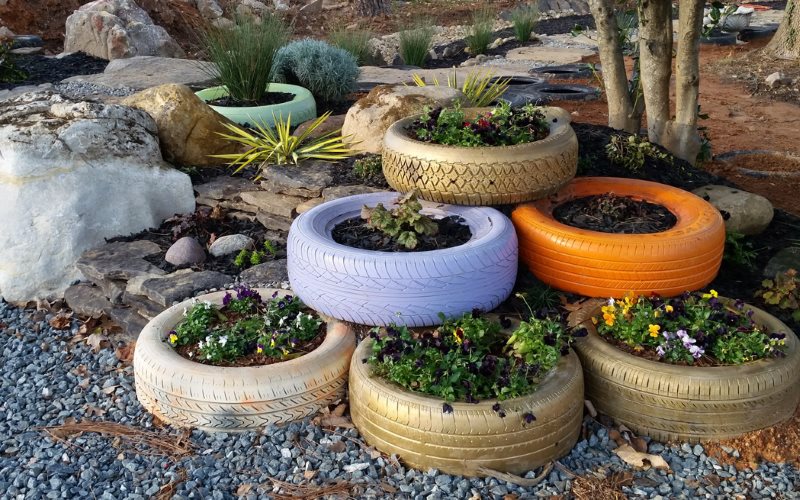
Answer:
[64,0,185,60]
[342,84,464,154]
[692,184,774,236]
[0,91,195,303]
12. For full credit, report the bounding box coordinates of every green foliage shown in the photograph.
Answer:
[605,134,673,172]
[757,269,800,322]
[702,2,737,37]
[169,286,323,364]
[399,21,435,67]
[234,241,279,268]
[329,26,373,65]
[352,155,383,181]
[465,7,494,55]
[361,191,438,250]
[410,69,509,107]
[724,231,758,269]
[214,111,357,178]
[200,13,290,103]
[510,3,539,43]
[273,39,359,103]
[518,282,561,312]
[596,291,788,365]
[411,101,549,147]
[0,42,27,84]
[367,310,570,406]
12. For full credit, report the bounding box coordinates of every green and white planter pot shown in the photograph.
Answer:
[195,83,317,127]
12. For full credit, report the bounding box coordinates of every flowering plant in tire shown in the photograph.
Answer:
[593,291,788,365]
[409,101,549,147]
[167,285,323,366]
[366,303,579,417]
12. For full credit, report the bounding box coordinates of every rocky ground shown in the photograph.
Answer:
[1,298,798,500]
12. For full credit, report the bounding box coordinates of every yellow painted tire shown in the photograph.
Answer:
[575,303,800,443]
[381,107,578,205]
[349,339,584,476]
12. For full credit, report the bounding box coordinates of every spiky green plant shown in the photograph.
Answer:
[399,21,435,67]
[465,8,494,55]
[329,26,373,65]
[213,112,358,178]
[411,69,510,107]
[199,14,290,103]
[510,3,539,43]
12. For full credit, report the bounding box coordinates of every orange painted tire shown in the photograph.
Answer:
[511,177,725,298]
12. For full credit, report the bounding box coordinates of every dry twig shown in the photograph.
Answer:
[41,421,194,458]
[268,478,352,499]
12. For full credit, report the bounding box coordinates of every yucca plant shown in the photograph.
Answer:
[399,21,435,67]
[213,112,358,178]
[510,3,539,43]
[329,26,373,65]
[200,13,291,104]
[465,8,494,55]
[411,69,510,107]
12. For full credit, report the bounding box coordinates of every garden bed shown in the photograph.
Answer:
[0,51,108,90]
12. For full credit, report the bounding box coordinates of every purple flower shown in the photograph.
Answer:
[689,345,704,359]
[523,412,536,424]
[442,403,453,414]
[492,403,501,412]
[656,345,666,357]
[277,301,286,310]
[498,410,506,418]
[222,292,232,306]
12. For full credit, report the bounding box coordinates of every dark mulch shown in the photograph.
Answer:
[553,193,677,234]
[107,207,278,277]
[426,15,595,70]
[332,216,471,252]
[206,91,295,108]
[0,51,107,90]
[174,321,325,368]
[328,155,390,189]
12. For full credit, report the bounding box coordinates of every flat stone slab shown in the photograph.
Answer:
[322,185,384,202]
[123,292,165,320]
[64,283,113,318]
[505,46,595,64]
[62,56,216,90]
[256,212,293,232]
[240,191,305,218]
[260,161,334,198]
[239,260,288,285]
[194,176,259,201]
[140,270,232,306]
[76,241,165,283]
[107,306,148,343]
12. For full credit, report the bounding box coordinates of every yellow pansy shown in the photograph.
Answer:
[665,305,674,313]
[702,289,719,300]
[653,310,660,318]
[603,313,615,326]
[648,324,661,338]
[168,333,178,344]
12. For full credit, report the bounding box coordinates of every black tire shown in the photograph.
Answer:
[530,64,598,80]
[530,84,600,102]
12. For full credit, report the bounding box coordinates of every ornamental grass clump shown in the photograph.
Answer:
[329,26,373,65]
[399,21,435,67]
[168,286,323,365]
[465,7,494,55]
[200,13,291,104]
[409,101,549,147]
[594,291,789,365]
[367,297,581,415]
[510,3,539,43]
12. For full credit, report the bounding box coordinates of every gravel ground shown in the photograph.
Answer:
[0,292,797,500]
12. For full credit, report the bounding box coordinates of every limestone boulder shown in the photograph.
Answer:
[692,185,774,236]
[64,0,185,61]
[122,84,237,166]
[0,91,195,303]
[342,84,464,154]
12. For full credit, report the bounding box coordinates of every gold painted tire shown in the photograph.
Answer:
[381,107,578,205]
[575,303,800,443]
[349,339,584,476]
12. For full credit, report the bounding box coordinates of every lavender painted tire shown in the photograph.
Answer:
[287,192,518,327]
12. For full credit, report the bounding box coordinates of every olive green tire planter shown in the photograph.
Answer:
[195,83,317,127]
[349,339,584,476]
[381,106,578,205]
[575,303,800,443]
[133,288,355,432]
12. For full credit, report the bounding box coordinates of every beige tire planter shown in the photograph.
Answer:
[575,303,800,443]
[133,288,356,431]
[381,107,579,205]
[348,339,585,476]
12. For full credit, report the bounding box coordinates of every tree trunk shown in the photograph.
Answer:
[355,0,391,16]
[663,0,705,164]
[637,0,673,143]
[765,0,800,59]
[588,0,640,132]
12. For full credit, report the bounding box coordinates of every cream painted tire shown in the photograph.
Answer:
[133,288,355,431]
[575,303,800,442]
[349,339,584,476]
[382,107,578,205]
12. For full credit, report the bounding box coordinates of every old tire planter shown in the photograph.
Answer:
[512,177,726,298]
[287,192,518,327]
[382,107,578,205]
[529,84,600,102]
[575,303,800,442]
[133,288,355,431]
[195,83,316,127]
[349,339,584,476]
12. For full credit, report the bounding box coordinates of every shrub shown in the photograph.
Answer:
[399,22,435,67]
[329,26,373,65]
[605,134,672,172]
[200,13,290,103]
[465,7,494,55]
[352,155,383,181]
[510,3,539,43]
[360,191,438,250]
[272,39,359,103]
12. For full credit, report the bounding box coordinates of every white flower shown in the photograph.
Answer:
[203,301,212,310]
[607,298,616,306]
[219,335,228,347]
[279,317,286,326]
[198,341,205,349]
[183,307,188,317]
[205,335,213,344]
[188,351,194,358]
